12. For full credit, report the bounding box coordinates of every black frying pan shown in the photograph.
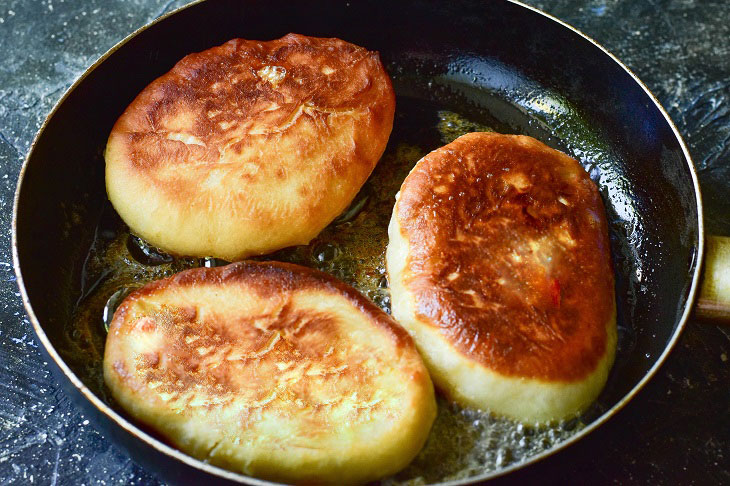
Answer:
[12,0,725,484]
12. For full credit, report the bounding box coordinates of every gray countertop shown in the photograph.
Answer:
[1,0,728,484]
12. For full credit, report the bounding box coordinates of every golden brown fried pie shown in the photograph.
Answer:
[387,132,616,424]
[105,34,395,261]
[104,261,435,485]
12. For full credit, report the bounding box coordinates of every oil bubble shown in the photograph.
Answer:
[126,235,174,266]
[373,293,391,313]
[102,287,135,332]
[494,448,513,468]
[589,165,602,181]
[200,257,229,268]
[311,243,340,265]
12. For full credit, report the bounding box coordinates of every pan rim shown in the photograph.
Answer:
[10,0,705,484]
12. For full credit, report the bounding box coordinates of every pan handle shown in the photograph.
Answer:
[695,235,730,323]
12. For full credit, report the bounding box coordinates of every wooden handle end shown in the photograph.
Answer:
[696,235,730,323]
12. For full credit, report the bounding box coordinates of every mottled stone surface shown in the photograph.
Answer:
[0,1,728,485]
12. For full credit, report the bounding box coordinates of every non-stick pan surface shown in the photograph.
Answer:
[13,0,702,484]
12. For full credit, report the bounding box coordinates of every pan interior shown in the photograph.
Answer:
[14,0,700,484]
[67,94,592,483]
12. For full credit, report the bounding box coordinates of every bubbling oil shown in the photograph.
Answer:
[69,104,585,484]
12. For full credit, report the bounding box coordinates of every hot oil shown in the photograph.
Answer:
[65,206,202,401]
[69,98,585,483]
[383,399,581,485]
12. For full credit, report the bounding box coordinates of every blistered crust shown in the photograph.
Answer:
[391,132,614,382]
[104,261,435,485]
[105,34,395,261]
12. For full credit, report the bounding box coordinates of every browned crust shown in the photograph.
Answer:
[108,33,394,207]
[105,261,430,454]
[395,132,615,381]
[111,261,413,352]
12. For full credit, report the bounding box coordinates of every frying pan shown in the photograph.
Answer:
[11,0,730,484]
